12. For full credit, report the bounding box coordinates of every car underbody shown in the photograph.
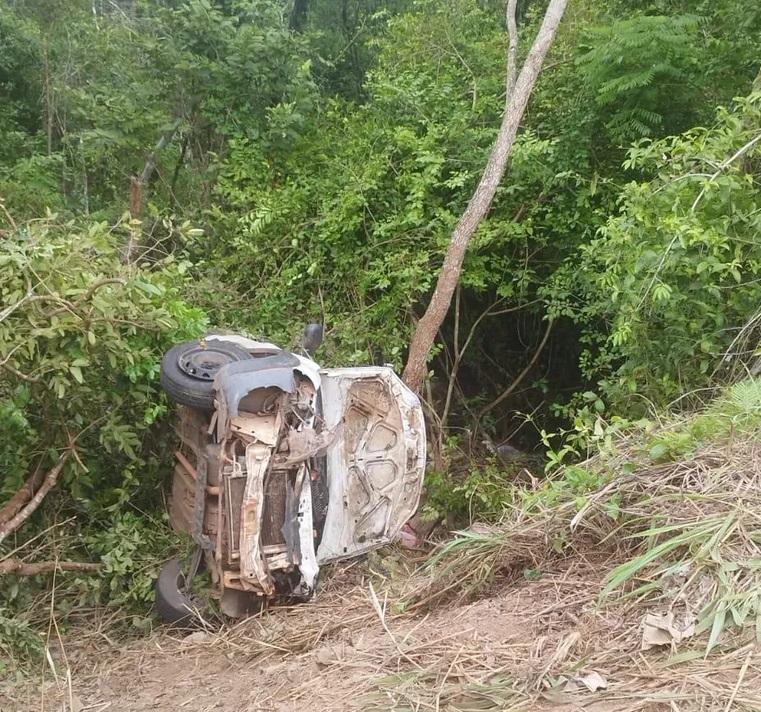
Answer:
[158,333,426,620]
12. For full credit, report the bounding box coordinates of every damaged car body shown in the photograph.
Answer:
[156,329,426,622]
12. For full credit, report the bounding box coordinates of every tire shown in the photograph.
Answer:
[160,340,252,410]
[155,557,203,626]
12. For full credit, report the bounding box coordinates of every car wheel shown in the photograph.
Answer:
[155,557,204,626]
[160,340,252,410]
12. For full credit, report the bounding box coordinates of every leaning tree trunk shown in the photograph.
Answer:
[402,0,569,393]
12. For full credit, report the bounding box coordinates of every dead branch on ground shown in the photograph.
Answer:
[0,558,100,576]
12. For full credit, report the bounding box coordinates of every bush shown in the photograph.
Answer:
[0,211,206,613]
[548,92,761,411]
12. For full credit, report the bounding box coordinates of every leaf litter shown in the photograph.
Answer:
[5,430,761,710]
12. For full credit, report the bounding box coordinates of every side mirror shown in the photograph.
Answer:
[302,323,323,356]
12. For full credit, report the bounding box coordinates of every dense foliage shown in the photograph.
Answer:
[560,94,761,408]
[0,0,759,641]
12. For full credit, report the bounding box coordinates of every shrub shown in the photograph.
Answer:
[0,211,206,610]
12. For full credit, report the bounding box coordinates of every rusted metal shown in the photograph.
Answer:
[169,462,194,533]
[165,335,426,618]
[261,469,287,547]
[239,441,275,595]
[224,471,244,562]
[174,449,196,478]
[192,450,213,550]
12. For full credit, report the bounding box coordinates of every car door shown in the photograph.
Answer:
[316,367,426,562]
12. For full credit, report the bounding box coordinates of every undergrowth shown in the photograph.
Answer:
[420,378,761,655]
[423,461,519,527]
[0,510,195,676]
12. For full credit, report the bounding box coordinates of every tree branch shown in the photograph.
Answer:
[0,458,45,528]
[505,0,518,104]
[639,130,761,309]
[0,448,73,546]
[123,118,183,263]
[439,296,533,432]
[476,318,553,420]
[0,293,72,324]
[0,558,100,576]
[0,199,17,230]
[137,119,183,191]
[80,277,126,303]
[0,362,41,383]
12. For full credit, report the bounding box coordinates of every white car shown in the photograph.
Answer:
[155,327,426,621]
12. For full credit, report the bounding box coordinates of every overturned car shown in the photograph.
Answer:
[155,328,426,622]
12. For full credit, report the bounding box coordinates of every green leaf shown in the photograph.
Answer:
[649,441,669,460]
[706,606,727,653]
[133,280,162,296]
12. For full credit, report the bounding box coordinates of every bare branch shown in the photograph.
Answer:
[0,558,100,576]
[476,318,553,420]
[0,199,17,230]
[0,458,45,527]
[0,293,69,324]
[0,362,41,383]
[691,132,761,212]
[81,277,127,303]
[0,448,74,546]
[439,297,536,432]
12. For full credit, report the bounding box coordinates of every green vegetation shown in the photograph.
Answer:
[420,379,761,663]
[0,0,759,668]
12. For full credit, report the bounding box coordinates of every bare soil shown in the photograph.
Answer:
[2,549,759,712]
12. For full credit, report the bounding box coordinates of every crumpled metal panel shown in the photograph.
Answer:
[240,441,275,595]
[297,469,319,592]
[213,354,299,417]
[316,367,426,563]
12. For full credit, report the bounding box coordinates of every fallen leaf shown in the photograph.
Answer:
[641,611,695,650]
[563,670,608,692]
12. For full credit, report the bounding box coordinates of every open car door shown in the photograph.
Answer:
[316,367,426,562]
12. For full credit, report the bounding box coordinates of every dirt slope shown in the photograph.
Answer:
[3,548,760,711]
[1,555,602,711]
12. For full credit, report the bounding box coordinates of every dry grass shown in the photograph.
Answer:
[391,380,761,711]
[5,541,761,711]
[5,383,761,711]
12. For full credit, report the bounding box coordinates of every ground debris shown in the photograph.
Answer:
[641,611,696,650]
[561,670,608,692]
[6,438,761,711]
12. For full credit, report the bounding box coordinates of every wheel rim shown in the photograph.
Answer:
[178,345,239,381]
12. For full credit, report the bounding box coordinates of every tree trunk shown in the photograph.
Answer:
[289,0,308,31]
[122,118,182,263]
[42,38,53,156]
[401,0,569,393]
